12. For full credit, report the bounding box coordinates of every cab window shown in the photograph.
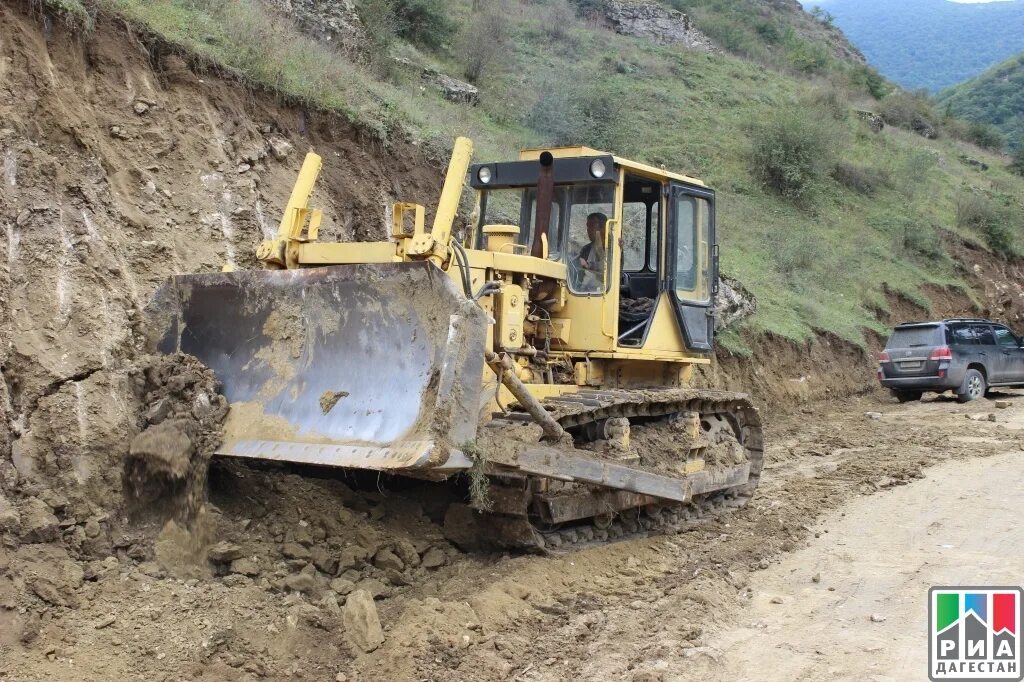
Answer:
[673,194,710,302]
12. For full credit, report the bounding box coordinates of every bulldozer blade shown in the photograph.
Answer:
[147,262,488,472]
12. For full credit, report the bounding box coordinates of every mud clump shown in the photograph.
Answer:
[320,390,350,414]
[125,352,228,526]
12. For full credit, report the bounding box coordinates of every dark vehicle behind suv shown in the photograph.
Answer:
[878,319,1024,402]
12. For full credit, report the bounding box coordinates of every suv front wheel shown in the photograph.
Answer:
[957,369,986,403]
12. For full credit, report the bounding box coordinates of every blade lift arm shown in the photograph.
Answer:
[255,138,474,270]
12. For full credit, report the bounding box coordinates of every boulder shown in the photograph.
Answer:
[18,498,59,543]
[373,548,404,572]
[605,1,715,51]
[207,541,244,563]
[0,492,21,534]
[715,275,757,329]
[420,546,447,570]
[342,589,385,652]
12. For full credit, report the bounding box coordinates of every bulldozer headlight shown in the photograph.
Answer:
[477,166,492,184]
[589,158,607,178]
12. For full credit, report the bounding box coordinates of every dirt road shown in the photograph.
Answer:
[684,450,1024,682]
[3,391,1023,681]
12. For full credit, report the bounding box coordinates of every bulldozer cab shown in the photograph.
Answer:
[470,147,718,355]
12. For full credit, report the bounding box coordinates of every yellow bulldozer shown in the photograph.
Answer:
[148,138,763,550]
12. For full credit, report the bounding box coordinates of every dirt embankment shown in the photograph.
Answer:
[0,0,442,522]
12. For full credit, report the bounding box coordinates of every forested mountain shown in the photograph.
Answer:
[805,0,1024,92]
[939,53,1024,150]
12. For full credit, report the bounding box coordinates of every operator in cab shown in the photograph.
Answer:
[577,212,608,292]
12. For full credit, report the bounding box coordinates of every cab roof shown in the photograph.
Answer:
[518,146,707,187]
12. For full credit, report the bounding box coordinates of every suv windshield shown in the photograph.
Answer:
[886,325,943,348]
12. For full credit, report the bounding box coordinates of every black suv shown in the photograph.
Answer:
[878,318,1024,402]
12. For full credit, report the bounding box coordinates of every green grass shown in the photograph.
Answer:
[75,0,1024,347]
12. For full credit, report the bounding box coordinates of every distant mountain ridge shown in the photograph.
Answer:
[938,52,1024,149]
[804,0,1024,92]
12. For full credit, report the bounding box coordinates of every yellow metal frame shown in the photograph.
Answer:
[254,136,715,401]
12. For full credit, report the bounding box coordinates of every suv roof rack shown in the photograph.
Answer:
[895,318,991,327]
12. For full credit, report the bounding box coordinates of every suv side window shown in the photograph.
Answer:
[995,327,1019,348]
[973,324,997,346]
[950,324,978,345]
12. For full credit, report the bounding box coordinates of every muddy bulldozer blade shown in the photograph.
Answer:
[147,263,488,473]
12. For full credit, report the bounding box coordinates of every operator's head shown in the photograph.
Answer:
[586,212,608,242]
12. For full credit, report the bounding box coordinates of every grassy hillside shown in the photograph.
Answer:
[42,0,1024,352]
[805,0,1024,93]
[939,53,1024,153]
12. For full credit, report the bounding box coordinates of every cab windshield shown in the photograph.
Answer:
[476,183,616,294]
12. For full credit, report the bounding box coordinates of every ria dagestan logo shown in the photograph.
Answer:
[930,587,1023,681]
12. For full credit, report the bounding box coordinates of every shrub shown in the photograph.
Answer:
[460,3,510,83]
[1011,145,1024,177]
[832,161,888,195]
[878,90,939,138]
[955,189,1014,255]
[395,0,455,49]
[808,87,849,121]
[749,106,839,204]
[568,0,608,19]
[526,78,625,151]
[359,0,402,55]
[358,0,455,53]
[768,229,823,277]
[945,118,1005,151]
[896,218,943,261]
[848,64,889,100]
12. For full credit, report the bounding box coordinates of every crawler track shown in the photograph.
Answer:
[456,388,764,552]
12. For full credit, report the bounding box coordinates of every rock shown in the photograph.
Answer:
[311,546,338,575]
[262,0,366,54]
[420,546,447,570]
[133,101,150,115]
[995,400,1011,409]
[769,596,784,604]
[354,578,388,600]
[283,572,316,593]
[856,110,885,133]
[384,569,410,586]
[342,589,385,652]
[337,546,369,572]
[870,613,886,623]
[83,519,102,539]
[715,275,757,329]
[959,155,989,172]
[18,498,59,543]
[336,674,348,682]
[93,615,116,629]
[391,539,420,568]
[0,492,21,534]
[281,542,312,561]
[864,412,882,420]
[268,136,293,161]
[811,572,821,583]
[207,542,244,563]
[229,557,261,576]
[330,578,355,596]
[605,0,715,51]
[373,548,404,572]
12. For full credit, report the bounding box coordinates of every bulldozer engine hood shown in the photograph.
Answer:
[146,262,488,473]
